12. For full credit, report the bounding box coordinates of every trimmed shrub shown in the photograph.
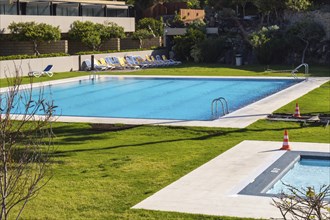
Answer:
[68,21,125,51]
[8,22,61,55]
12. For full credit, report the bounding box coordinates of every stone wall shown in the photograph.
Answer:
[68,38,120,54]
[0,37,162,56]
[120,37,162,50]
[0,40,68,56]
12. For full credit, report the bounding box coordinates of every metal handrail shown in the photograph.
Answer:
[291,63,309,79]
[89,72,97,80]
[211,97,229,118]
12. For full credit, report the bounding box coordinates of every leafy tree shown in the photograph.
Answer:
[286,20,325,63]
[132,29,154,48]
[173,27,205,61]
[187,0,200,9]
[191,38,227,63]
[250,25,287,64]
[101,21,125,39]
[254,0,284,25]
[137,18,163,37]
[8,22,61,55]
[285,0,311,11]
[68,21,125,51]
[0,64,55,219]
[168,11,185,28]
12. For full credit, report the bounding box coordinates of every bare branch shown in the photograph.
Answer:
[0,63,55,220]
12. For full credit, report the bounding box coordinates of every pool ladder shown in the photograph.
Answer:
[89,72,98,80]
[211,97,229,119]
[291,63,309,79]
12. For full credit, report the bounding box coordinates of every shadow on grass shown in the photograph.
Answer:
[51,122,310,158]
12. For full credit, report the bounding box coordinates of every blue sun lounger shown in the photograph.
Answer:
[28,64,53,77]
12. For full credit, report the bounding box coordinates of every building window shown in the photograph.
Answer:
[115,9,127,17]
[106,8,127,17]
[0,3,17,15]
[26,3,50,15]
[56,3,78,16]
[82,5,104,17]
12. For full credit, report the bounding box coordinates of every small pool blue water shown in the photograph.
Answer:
[9,77,300,120]
[267,157,330,195]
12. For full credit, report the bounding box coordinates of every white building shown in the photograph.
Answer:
[0,0,135,33]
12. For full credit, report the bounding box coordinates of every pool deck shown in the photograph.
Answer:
[132,140,330,219]
[2,75,329,128]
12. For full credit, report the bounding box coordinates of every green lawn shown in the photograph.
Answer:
[3,64,329,219]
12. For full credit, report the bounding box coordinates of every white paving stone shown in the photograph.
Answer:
[132,141,330,219]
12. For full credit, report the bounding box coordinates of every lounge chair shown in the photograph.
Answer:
[150,55,167,67]
[99,58,115,70]
[155,55,174,66]
[105,57,124,70]
[28,64,53,77]
[124,56,141,69]
[111,57,128,69]
[161,55,182,65]
[134,56,155,68]
[145,55,162,67]
[82,59,107,71]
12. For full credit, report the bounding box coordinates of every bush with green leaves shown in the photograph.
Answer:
[191,38,227,63]
[250,25,287,64]
[132,29,155,48]
[173,28,206,61]
[8,22,61,55]
[131,29,154,40]
[137,18,163,37]
[168,11,185,28]
[68,21,125,51]
[186,19,206,32]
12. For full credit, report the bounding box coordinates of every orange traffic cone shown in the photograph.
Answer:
[280,130,291,151]
[293,103,301,118]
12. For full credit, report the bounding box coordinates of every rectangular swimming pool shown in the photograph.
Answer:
[267,157,330,195]
[9,76,301,121]
[239,151,330,198]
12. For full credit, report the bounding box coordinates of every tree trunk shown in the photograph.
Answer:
[232,17,253,47]
[259,14,264,28]
[242,2,246,17]
[267,12,270,26]
[33,41,40,56]
[301,39,309,64]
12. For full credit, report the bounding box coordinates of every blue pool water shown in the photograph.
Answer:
[267,157,330,195]
[10,77,299,120]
